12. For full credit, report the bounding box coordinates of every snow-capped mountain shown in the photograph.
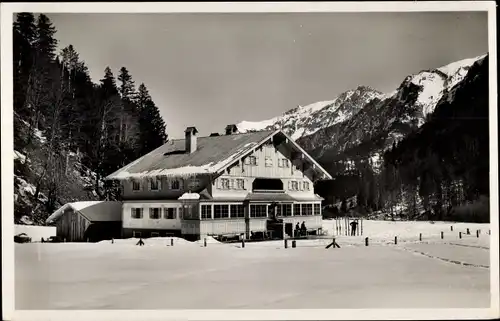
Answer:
[235,54,487,174]
[236,54,486,142]
[237,86,385,140]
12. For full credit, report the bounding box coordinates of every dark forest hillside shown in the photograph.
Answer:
[13,13,168,224]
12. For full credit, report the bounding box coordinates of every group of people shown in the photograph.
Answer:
[294,221,307,237]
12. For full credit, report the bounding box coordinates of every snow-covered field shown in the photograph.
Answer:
[15,220,490,309]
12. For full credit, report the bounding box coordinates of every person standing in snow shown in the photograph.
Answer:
[295,223,300,237]
[136,238,145,246]
[300,221,307,236]
[350,220,359,236]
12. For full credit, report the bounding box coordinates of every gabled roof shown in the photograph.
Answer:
[105,129,332,180]
[46,201,122,224]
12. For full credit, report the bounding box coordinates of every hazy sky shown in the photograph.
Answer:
[46,12,488,139]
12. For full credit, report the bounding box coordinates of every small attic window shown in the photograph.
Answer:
[132,181,141,191]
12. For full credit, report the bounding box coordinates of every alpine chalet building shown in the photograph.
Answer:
[105,125,332,240]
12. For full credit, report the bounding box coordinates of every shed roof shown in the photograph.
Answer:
[46,201,122,224]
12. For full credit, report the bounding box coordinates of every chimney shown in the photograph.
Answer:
[185,126,198,153]
[225,124,238,135]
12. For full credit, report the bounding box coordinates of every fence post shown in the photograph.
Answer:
[441,231,444,239]
[242,238,245,248]
[171,238,174,246]
[284,239,288,249]
[394,236,398,245]
[466,228,470,235]
[204,238,207,247]
[476,230,479,238]
[459,232,462,239]
[419,233,422,241]
[451,226,453,231]
[365,237,369,246]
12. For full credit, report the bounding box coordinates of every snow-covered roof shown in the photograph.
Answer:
[178,192,201,200]
[46,201,122,224]
[106,129,332,181]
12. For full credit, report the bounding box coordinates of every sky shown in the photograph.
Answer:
[45,12,488,139]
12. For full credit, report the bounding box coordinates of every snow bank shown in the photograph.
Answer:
[15,224,56,241]
[178,192,200,200]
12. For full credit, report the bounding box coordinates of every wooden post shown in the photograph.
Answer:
[365,237,369,246]
[284,239,288,249]
[111,238,114,244]
[476,230,479,238]
[204,238,207,247]
[451,226,453,231]
[419,233,422,241]
[459,232,462,239]
[171,239,174,246]
[242,239,245,248]
[466,228,470,235]
[441,231,443,239]
[394,236,397,245]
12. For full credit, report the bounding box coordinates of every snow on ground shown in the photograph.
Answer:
[15,220,490,309]
[15,225,56,241]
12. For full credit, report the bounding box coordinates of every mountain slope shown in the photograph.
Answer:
[236,54,486,148]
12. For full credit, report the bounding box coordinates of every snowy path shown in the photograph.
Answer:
[15,236,490,309]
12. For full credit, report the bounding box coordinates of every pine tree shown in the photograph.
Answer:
[35,14,58,62]
[118,67,136,101]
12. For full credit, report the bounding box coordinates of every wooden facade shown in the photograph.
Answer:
[119,135,325,240]
[56,208,91,242]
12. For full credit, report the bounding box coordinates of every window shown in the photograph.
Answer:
[150,179,160,191]
[214,205,229,219]
[265,157,273,167]
[291,181,298,191]
[302,204,313,216]
[293,204,301,216]
[236,179,245,190]
[247,156,257,165]
[303,181,310,190]
[132,180,141,191]
[230,204,245,218]
[164,208,177,219]
[201,205,212,219]
[250,204,267,218]
[278,159,290,168]
[220,178,230,190]
[283,204,292,216]
[131,208,143,219]
[170,180,180,190]
[314,204,321,216]
[149,208,161,219]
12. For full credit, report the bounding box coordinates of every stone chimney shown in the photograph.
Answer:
[185,126,198,153]
[225,124,238,135]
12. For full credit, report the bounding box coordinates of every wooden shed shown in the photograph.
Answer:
[46,201,122,242]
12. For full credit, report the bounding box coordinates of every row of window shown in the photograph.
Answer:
[131,207,178,219]
[199,203,321,219]
[218,178,245,190]
[241,156,293,168]
[289,180,310,191]
[131,178,200,192]
[130,203,321,220]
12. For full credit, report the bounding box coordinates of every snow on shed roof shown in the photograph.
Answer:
[46,201,122,224]
[105,130,276,180]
